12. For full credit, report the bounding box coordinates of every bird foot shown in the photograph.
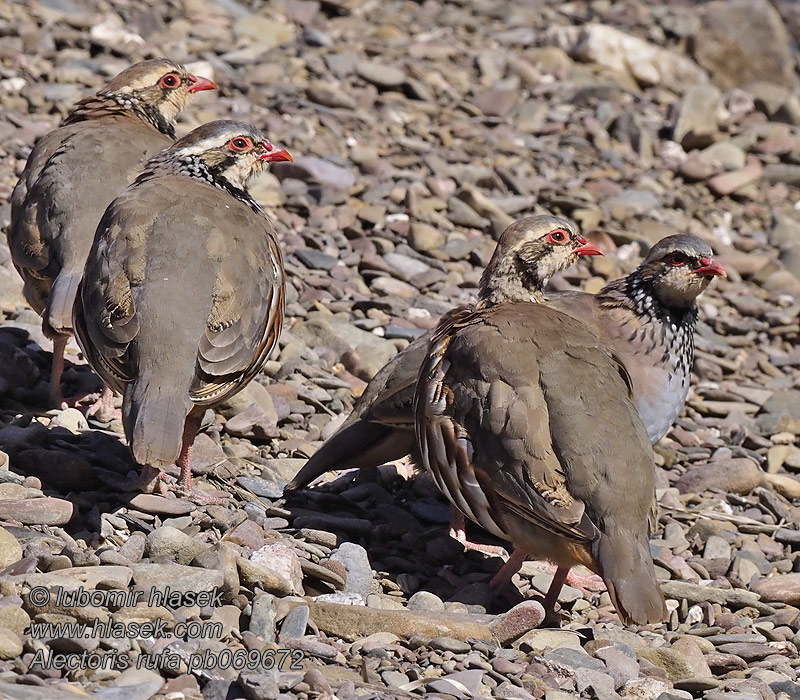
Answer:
[135,466,229,505]
[172,484,230,506]
[85,400,122,422]
[449,526,509,557]
[564,569,606,595]
[83,387,121,422]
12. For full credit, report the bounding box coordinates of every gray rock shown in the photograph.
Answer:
[130,563,224,599]
[331,542,372,600]
[427,669,486,698]
[408,590,445,613]
[692,0,797,89]
[144,526,207,565]
[278,604,309,641]
[294,248,339,271]
[356,61,406,88]
[239,671,280,700]
[249,593,277,643]
[674,84,722,149]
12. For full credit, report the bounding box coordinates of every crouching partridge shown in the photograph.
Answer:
[414,301,668,625]
[287,215,602,489]
[288,233,724,491]
[74,120,291,499]
[8,58,216,407]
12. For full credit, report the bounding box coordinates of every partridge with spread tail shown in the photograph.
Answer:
[414,301,667,625]
[74,120,291,497]
[8,58,216,407]
[288,234,724,491]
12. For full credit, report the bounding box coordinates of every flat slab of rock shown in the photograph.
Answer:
[295,600,493,642]
[0,497,73,525]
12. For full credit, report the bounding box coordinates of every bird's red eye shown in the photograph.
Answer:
[667,252,688,266]
[159,73,180,89]
[229,137,253,152]
[547,229,569,245]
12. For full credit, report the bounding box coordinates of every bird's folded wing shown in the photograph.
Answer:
[8,130,78,306]
[191,216,285,405]
[75,191,148,389]
[415,306,599,545]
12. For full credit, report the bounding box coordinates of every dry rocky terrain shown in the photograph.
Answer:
[0,0,800,699]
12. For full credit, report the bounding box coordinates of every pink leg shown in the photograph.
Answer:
[176,412,202,489]
[542,566,570,616]
[124,415,227,505]
[173,413,228,505]
[49,335,68,408]
[488,548,528,589]
[449,509,508,557]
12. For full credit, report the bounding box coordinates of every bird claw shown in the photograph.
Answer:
[565,569,606,595]
[449,526,509,557]
[172,484,230,506]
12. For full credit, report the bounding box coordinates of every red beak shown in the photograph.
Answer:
[574,241,604,256]
[258,144,293,163]
[187,75,217,93]
[694,260,726,278]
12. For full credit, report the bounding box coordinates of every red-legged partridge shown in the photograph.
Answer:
[288,215,602,490]
[415,301,668,626]
[8,58,215,407]
[74,120,291,500]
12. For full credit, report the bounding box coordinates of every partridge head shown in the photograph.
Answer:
[479,215,602,305]
[64,58,216,137]
[138,119,292,195]
[631,234,726,310]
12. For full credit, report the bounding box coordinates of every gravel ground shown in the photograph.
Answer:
[1,0,800,699]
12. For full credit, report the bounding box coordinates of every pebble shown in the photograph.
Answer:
[330,542,372,601]
[0,526,22,568]
[127,494,195,516]
[278,604,310,641]
[0,497,73,525]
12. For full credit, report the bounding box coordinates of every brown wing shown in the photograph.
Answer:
[75,176,284,406]
[190,211,285,406]
[9,119,171,332]
[414,304,599,545]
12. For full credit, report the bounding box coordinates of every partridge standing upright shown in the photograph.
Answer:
[74,120,291,497]
[288,233,724,490]
[8,58,216,406]
[414,301,668,625]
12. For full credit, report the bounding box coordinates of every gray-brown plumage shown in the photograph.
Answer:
[8,58,216,406]
[74,120,291,495]
[414,301,667,625]
[287,233,724,491]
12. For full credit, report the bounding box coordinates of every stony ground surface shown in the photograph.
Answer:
[0,0,800,699]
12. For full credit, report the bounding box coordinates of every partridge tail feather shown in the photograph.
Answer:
[287,419,413,490]
[44,272,81,337]
[123,380,190,469]
[595,534,667,626]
